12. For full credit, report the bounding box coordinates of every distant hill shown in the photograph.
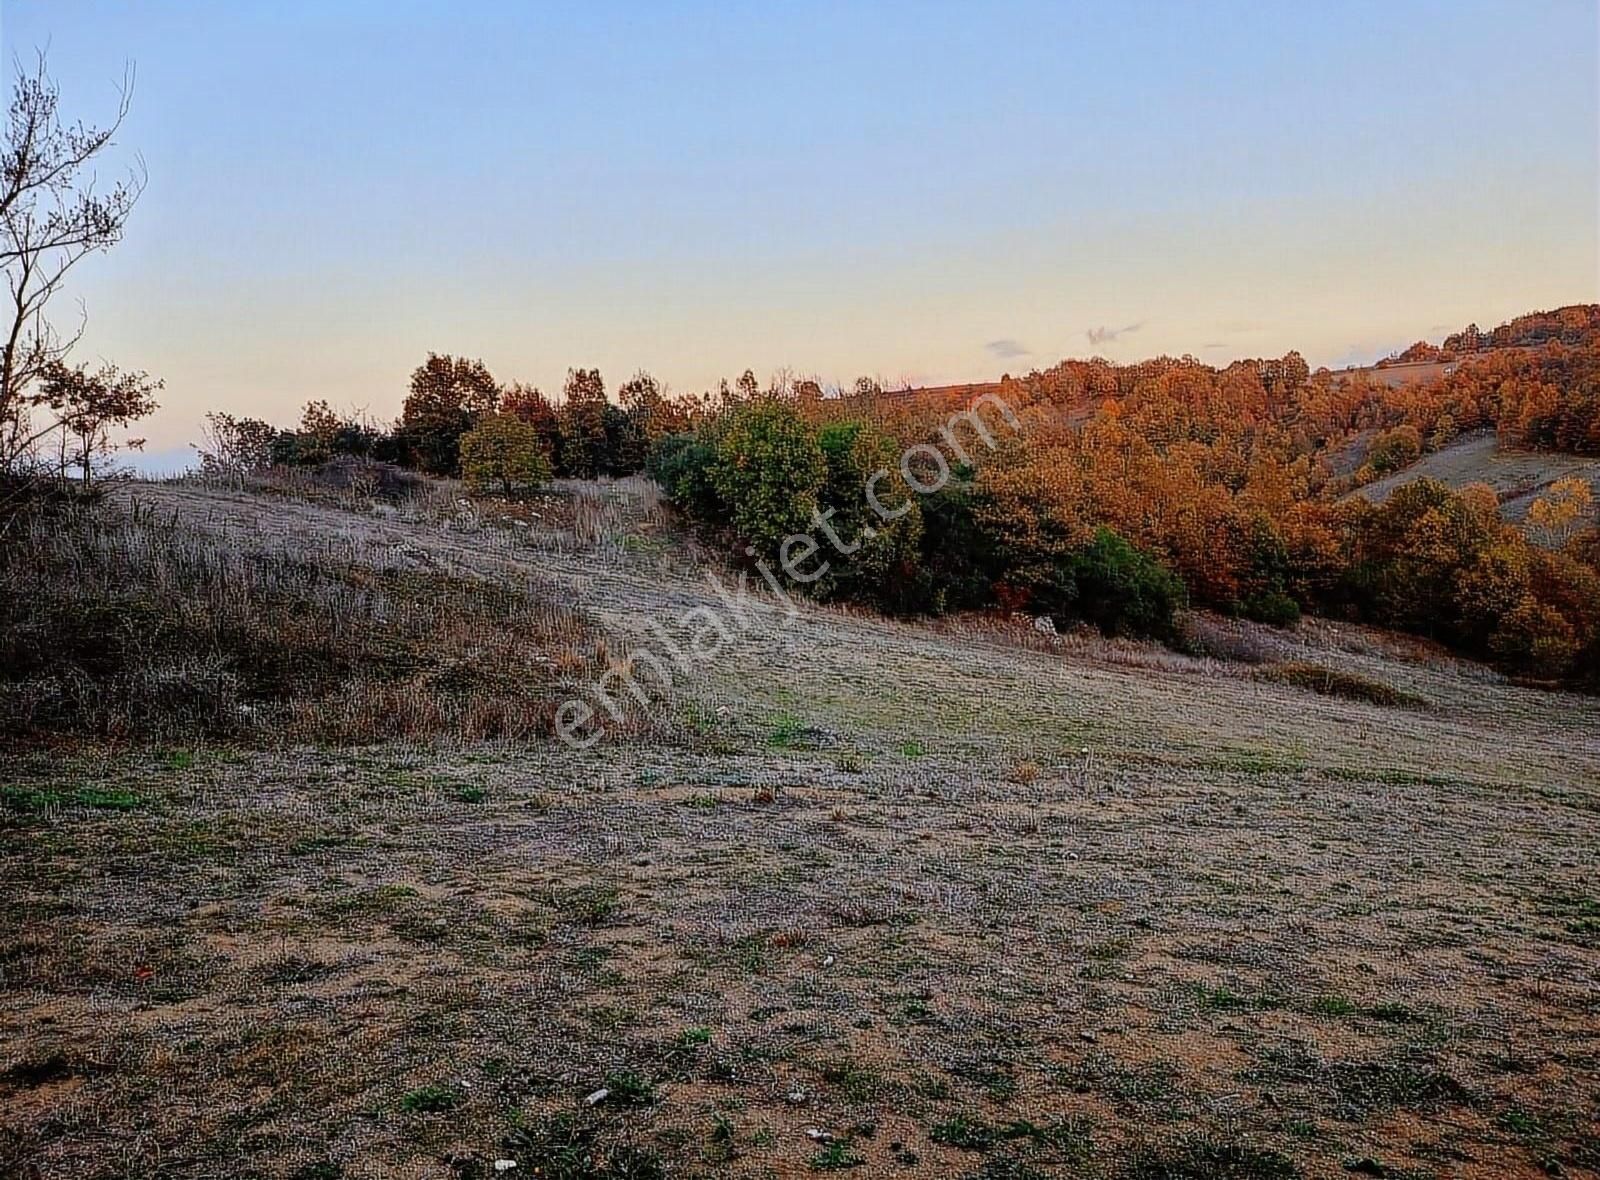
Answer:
[894,305,1600,405]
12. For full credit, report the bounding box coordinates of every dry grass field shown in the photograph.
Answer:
[3,477,1598,1180]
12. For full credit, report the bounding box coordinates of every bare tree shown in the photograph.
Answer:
[0,52,144,471]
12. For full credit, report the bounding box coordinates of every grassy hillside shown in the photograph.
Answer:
[3,478,1598,1180]
[1352,428,1600,525]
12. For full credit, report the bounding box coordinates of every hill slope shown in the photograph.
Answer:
[2,480,1598,1180]
[1352,427,1600,523]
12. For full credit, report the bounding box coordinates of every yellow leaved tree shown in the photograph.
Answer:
[1527,477,1594,548]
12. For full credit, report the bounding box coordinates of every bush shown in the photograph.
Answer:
[1367,424,1422,474]
[709,399,826,555]
[1489,597,1581,679]
[912,478,995,613]
[460,414,552,498]
[1035,527,1187,640]
[647,432,723,521]
[1242,590,1301,627]
[813,419,922,607]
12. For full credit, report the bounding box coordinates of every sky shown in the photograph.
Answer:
[2,0,1597,465]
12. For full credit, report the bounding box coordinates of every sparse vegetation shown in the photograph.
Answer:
[0,497,601,743]
[1254,663,1426,709]
[398,1082,462,1113]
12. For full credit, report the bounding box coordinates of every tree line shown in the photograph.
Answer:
[193,304,1600,686]
[644,328,1600,687]
[198,354,701,492]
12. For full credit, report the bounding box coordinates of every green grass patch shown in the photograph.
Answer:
[1,783,142,813]
[931,1113,1092,1155]
[599,1069,656,1107]
[398,1082,461,1113]
[1307,994,1357,1018]
[1125,1134,1300,1179]
[809,1138,864,1170]
[767,712,804,748]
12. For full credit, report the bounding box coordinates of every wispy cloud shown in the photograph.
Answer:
[1086,321,1143,348]
[985,338,1031,360]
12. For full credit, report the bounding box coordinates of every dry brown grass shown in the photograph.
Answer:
[1254,661,1429,710]
[0,497,605,744]
[2,479,1597,1179]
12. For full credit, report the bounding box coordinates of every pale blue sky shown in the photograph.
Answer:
[2,1,1596,457]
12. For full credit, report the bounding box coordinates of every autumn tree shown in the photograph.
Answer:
[557,368,609,478]
[397,354,500,476]
[1527,477,1594,548]
[0,54,143,473]
[36,359,160,487]
[459,414,551,498]
[502,381,561,458]
[627,302,1600,680]
[614,370,673,473]
[1489,596,1580,679]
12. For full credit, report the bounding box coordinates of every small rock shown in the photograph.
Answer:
[584,1088,609,1106]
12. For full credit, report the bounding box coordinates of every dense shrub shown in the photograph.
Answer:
[812,420,922,607]
[459,414,552,497]
[1241,589,1301,627]
[1335,479,1598,680]
[655,404,1191,642]
[912,478,996,613]
[1047,527,1188,639]
[647,432,723,520]
[1366,424,1422,474]
[709,399,826,554]
[1255,662,1426,709]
